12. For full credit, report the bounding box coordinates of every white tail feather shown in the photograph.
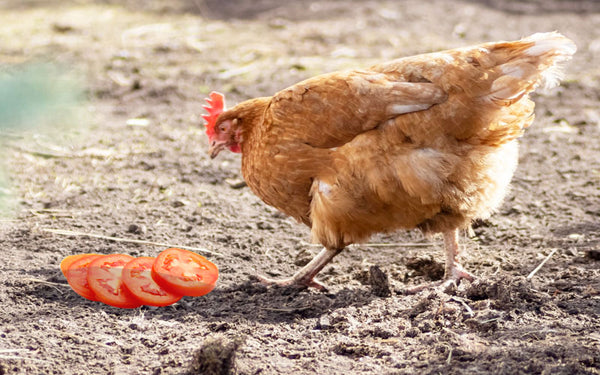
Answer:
[524,32,577,58]
[523,32,576,90]
[485,32,576,103]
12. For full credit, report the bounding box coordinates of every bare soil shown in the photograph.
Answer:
[1,1,599,374]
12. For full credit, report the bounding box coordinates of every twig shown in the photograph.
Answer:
[21,278,68,293]
[8,144,73,159]
[300,240,436,248]
[450,296,474,318]
[41,228,224,257]
[357,242,435,248]
[30,209,75,218]
[527,248,558,280]
[446,345,453,364]
[481,317,500,324]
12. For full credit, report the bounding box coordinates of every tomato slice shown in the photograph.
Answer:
[60,253,100,277]
[87,254,142,309]
[152,248,218,297]
[122,257,183,307]
[63,254,103,301]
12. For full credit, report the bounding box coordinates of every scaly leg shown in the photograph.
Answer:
[406,229,475,294]
[257,247,343,290]
[442,229,475,282]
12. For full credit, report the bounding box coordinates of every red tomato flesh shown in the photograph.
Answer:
[63,254,103,301]
[60,253,99,277]
[122,257,183,307]
[87,254,142,309]
[152,248,218,297]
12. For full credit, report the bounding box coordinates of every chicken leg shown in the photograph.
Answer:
[406,228,475,294]
[257,247,343,290]
[258,229,474,292]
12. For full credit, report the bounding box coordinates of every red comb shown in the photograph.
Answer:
[202,91,225,138]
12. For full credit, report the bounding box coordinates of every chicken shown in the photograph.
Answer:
[204,32,576,291]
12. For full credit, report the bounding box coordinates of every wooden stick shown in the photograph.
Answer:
[356,242,436,248]
[527,248,558,280]
[300,240,437,248]
[21,278,68,293]
[41,228,224,257]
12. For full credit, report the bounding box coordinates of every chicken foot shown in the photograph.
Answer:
[257,247,343,290]
[405,229,475,294]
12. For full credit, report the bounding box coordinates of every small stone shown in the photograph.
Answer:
[225,179,247,189]
[127,224,147,235]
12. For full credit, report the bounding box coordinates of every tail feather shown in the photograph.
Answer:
[524,32,577,60]
[484,32,576,104]
[523,32,576,90]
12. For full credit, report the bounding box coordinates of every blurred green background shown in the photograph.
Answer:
[0,64,83,215]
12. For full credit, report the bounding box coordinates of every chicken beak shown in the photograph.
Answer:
[208,141,226,159]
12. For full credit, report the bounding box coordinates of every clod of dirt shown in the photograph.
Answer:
[404,327,421,338]
[294,248,314,267]
[463,276,548,310]
[332,342,372,358]
[359,327,395,339]
[464,315,500,332]
[185,335,244,375]
[405,292,441,319]
[586,249,600,260]
[369,265,391,297]
[405,256,445,280]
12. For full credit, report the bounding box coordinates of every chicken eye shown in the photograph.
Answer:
[219,124,226,132]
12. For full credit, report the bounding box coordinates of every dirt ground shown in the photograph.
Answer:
[1,0,599,374]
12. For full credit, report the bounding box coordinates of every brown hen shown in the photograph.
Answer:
[205,32,575,291]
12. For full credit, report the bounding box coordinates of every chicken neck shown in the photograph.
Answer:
[257,247,343,290]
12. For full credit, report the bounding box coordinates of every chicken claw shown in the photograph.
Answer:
[256,274,328,291]
[257,247,343,291]
[405,229,475,294]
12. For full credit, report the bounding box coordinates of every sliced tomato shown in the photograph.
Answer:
[63,254,103,301]
[152,248,218,297]
[122,257,183,307]
[87,254,142,309]
[60,253,98,277]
